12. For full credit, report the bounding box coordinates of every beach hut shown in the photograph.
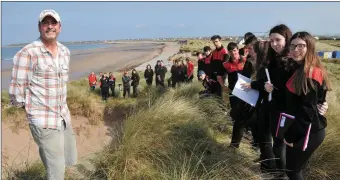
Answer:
[318,51,324,57]
[323,52,333,59]
[333,51,340,58]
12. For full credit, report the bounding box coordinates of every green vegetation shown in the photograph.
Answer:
[2,41,340,179]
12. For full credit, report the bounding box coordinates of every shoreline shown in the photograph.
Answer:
[1,42,171,90]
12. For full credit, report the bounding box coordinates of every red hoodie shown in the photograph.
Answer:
[187,61,194,77]
[88,74,97,86]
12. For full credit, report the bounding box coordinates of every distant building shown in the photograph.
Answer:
[314,36,320,40]
[178,40,188,45]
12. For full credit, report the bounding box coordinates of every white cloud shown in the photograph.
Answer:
[136,24,147,28]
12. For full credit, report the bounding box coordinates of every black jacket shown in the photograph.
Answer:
[131,73,140,86]
[144,69,154,83]
[222,58,253,91]
[266,55,295,111]
[284,67,327,144]
[210,46,230,80]
[171,65,183,82]
[101,77,109,88]
[197,58,205,73]
[156,66,167,81]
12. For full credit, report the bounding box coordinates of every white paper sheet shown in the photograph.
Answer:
[231,73,259,107]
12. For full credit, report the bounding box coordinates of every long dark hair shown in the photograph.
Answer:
[253,41,270,72]
[290,32,331,95]
[267,24,292,67]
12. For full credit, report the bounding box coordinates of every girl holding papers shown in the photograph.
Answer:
[282,32,330,180]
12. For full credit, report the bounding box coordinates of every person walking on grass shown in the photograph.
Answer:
[100,74,109,101]
[88,72,97,91]
[144,64,154,86]
[131,69,140,97]
[8,9,77,180]
[108,72,116,97]
[122,71,131,98]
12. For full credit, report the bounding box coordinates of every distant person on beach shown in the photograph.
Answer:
[203,46,212,78]
[144,64,154,86]
[88,72,97,91]
[122,72,131,98]
[197,52,205,81]
[155,60,161,86]
[131,69,140,97]
[282,32,330,180]
[156,60,167,88]
[186,58,194,82]
[8,9,77,179]
[101,74,110,101]
[108,72,116,97]
[210,35,230,97]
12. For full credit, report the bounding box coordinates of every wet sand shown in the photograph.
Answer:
[1,42,171,90]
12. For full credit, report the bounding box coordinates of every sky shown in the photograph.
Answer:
[2,1,340,45]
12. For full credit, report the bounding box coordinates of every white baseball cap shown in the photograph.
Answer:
[39,9,61,23]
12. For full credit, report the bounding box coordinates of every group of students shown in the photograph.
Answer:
[88,69,140,100]
[143,59,195,89]
[196,24,330,180]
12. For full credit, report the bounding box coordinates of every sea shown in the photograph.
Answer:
[1,43,112,61]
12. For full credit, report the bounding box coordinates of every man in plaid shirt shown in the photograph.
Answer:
[9,9,77,180]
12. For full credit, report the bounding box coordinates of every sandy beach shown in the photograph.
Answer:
[1,42,179,90]
[1,41,180,171]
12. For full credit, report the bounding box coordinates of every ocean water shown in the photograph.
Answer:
[1,43,111,61]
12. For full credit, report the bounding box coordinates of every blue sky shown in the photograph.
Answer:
[2,2,340,45]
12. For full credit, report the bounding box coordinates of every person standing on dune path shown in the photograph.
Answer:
[8,9,77,180]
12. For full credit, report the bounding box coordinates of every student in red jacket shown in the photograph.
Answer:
[283,32,330,180]
[210,35,230,97]
[88,72,97,91]
[186,58,194,82]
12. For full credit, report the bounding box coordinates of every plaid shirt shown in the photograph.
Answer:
[9,39,71,130]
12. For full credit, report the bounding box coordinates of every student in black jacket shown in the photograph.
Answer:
[131,69,140,97]
[223,42,254,149]
[210,35,230,97]
[282,32,330,180]
[108,72,116,97]
[144,64,154,86]
[263,25,329,178]
[242,40,276,172]
[156,61,167,88]
[171,60,182,88]
[155,60,161,86]
[101,74,110,101]
[197,70,220,97]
